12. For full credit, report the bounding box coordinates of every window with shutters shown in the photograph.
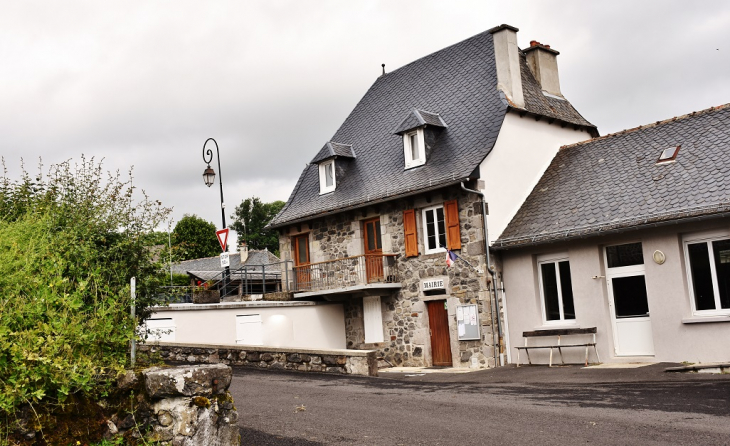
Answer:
[422,205,447,254]
[421,200,461,255]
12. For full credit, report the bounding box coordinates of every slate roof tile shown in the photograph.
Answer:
[496,104,730,248]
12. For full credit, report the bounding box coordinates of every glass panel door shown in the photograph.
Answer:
[605,243,655,356]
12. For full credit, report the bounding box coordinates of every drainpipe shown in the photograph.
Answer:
[460,180,504,367]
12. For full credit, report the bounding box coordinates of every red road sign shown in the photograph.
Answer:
[216,228,229,252]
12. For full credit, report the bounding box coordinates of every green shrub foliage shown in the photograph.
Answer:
[0,157,171,415]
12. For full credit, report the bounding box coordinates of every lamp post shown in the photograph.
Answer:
[202,137,230,290]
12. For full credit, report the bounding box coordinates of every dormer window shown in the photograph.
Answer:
[404,128,425,169]
[319,159,336,194]
[393,108,446,170]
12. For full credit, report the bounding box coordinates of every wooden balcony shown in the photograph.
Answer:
[290,254,401,298]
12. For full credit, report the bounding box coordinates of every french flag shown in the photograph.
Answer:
[446,249,457,267]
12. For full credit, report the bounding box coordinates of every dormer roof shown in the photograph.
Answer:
[311,141,356,164]
[393,108,448,135]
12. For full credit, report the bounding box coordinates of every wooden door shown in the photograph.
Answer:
[363,218,383,283]
[426,300,453,366]
[293,234,311,290]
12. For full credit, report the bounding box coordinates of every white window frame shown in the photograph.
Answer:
[422,204,446,255]
[536,253,577,325]
[403,128,425,169]
[683,229,730,316]
[318,159,336,194]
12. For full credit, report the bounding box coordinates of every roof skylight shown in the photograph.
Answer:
[657,145,680,164]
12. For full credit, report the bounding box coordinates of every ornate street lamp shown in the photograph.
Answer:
[202,138,230,290]
[202,138,227,232]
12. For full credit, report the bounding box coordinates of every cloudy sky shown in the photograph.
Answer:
[2,1,729,247]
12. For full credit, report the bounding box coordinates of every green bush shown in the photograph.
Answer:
[0,157,171,416]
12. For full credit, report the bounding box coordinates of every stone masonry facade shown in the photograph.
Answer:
[279,184,497,369]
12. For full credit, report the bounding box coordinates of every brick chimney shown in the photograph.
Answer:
[488,24,525,108]
[524,40,562,97]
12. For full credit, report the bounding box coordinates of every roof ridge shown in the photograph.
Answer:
[559,103,730,151]
[381,29,493,77]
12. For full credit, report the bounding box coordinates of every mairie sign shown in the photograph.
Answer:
[422,279,445,291]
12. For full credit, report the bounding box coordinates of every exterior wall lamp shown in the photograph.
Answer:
[201,137,227,233]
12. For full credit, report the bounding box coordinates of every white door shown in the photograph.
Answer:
[146,318,176,341]
[236,314,263,345]
[604,243,655,356]
[363,296,385,343]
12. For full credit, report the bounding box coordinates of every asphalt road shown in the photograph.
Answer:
[230,364,730,445]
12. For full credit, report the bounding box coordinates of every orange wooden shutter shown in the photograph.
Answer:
[444,199,462,250]
[403,209,418,257]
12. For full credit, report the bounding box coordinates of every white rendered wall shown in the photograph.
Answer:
[479,112,591,244]
[146,302,346,350]
[501,220,730,364]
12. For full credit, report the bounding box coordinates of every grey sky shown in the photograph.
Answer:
[2,1,729,247]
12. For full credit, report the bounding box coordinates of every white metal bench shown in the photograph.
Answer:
[515,327,600,367]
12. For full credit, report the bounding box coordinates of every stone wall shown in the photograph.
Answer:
[278,184,497,369]
[140,364,239,445]
[10,364,240,445]
[141,342,378,376]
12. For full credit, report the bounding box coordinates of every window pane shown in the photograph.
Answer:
[558,261,575,319]
[296,236,308,264]
[325,163,333,187]
[541,263,561,321]
[436,207,446,250]
[712,239,730,309]
[375,221,382,250]
[366,222,375,251]
[611,275,649,318]
[410,133,419,160]
[606,242,644,268]
[426,210,436,250]
[688,242,716,311]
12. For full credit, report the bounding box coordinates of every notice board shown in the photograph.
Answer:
[456,304,480,341]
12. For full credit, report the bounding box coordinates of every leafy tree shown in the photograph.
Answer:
[230,197,285,255]
[171,214,220,260]
[140,230,170,247]
[0,157,170,416]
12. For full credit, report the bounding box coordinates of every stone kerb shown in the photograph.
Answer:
[101,364,240,445]
[141,342,378,377]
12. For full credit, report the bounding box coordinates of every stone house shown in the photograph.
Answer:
[495,104,730,365]
[268,25,597,368]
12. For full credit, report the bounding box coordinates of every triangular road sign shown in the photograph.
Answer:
[216,228,229,252]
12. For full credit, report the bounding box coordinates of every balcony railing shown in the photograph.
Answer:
[291,254,400,293]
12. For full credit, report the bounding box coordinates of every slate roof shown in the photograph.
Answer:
[270,28,595,228]
[495,104,730,248]
[392,108,448,135]
[171,250,281,281]
[311,142,356,164]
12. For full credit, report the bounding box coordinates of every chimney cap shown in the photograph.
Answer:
[488,24,519,34]
[524,41,560,55]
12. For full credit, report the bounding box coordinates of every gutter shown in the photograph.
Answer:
[494,209,730,251]
[460,180,504,367]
